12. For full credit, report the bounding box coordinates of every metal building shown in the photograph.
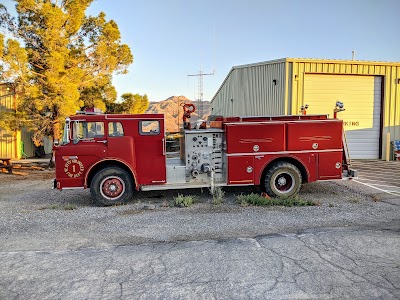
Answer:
[0,84,19,158]
[211,58,400,160]
[0,84,52,158]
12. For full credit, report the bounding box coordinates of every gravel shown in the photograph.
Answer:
[0,170,399,252]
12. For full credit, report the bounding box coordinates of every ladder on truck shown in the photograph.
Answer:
[342,131,352,167]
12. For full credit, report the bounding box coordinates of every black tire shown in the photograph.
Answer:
[263,162,302,198]
[90,167,133,206]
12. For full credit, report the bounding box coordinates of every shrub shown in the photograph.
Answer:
[174,194,196,207]
[236,193,316,207]
[211,187,225,205]
[63,203,78,210]
[38,203,78,210]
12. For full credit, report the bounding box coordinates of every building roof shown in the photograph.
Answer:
[211,57,400,102]
[232,57,400,70]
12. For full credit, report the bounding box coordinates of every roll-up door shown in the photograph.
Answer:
[304,74,381,159]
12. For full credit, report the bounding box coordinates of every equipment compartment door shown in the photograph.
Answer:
[227,156,254,185]
[318,152,343,180]
[135,119,166,185]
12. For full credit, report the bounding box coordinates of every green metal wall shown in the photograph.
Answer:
[211,59,287,117]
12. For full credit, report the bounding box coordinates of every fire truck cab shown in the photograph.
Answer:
[53,109,356,206]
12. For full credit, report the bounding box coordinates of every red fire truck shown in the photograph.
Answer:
[53,104,357,206]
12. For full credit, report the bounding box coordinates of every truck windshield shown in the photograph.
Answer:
[72,121,105,143]
[61,118,70,145]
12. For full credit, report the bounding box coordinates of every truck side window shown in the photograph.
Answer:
[140,120,160,135]
[108,122,124,137]
[87,122,104,138]
[73,121,104,140]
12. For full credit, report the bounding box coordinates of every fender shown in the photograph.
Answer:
[256,154,311,185]
[84,158,139,190]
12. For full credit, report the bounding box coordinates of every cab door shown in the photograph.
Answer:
[73,121,108,160]
[56,120,108,188]
[134,119,166,185]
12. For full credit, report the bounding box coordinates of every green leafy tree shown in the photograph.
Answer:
[0,0,133,145]
[79,79,117,113]
[107,93,149,114]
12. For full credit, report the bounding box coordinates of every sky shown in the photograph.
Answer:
[3,0,400,102]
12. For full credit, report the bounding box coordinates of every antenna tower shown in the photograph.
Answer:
[187,67,214,119]
[188,26,216,119]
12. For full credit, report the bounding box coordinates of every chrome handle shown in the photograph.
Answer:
[162,138,166,155]
[152,180,166,183]
[97,140,107,144]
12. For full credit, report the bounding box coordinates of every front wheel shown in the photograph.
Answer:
[90,167,133,206]
[263,162,302,198]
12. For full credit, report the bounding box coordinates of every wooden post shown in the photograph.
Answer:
[386,132,391,161]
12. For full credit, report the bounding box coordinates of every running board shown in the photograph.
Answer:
[140,182,227,191]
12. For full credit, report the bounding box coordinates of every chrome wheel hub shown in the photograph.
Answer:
[277,177,287,186]
[100,176,125,200]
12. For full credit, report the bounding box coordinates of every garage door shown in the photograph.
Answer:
[304,74,381,159]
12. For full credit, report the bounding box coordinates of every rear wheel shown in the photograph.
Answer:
[90,167,133,206]
[264,162,302,198]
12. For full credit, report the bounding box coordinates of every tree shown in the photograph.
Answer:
[79,79,117,113]
[107,93,149,114]
[120,93,149,114]
[0,0,133,146]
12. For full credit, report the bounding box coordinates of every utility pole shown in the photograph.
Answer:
[188,26,217,120]
[187,67,214,120]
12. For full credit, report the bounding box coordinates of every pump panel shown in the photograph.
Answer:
[182,129,225,183]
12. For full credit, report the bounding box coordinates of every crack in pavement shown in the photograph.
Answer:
[0,227,399,300]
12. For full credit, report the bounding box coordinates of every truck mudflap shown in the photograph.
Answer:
[342,168,358,180]
[52,178,58,189]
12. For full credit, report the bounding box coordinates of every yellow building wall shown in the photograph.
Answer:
[304,74,378,131]
[0,84,19,159]
[287,59,400,160]
[0,130,21,159]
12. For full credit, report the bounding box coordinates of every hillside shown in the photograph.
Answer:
[145,96,211,133]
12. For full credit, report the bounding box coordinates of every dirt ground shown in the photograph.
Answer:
[1,166,55,183]
[1,163,399,300]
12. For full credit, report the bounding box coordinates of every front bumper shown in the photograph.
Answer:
[52,178,58,189]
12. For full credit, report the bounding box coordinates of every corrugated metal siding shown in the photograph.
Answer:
[20,129,52,157]
[0,85,15,111]
[0,129,16,158]
[304,74,382,159]
[211,60,286,117]
[212,58,400,160]
[43,136,53,154]
[0,85,17,158]
[21,127,35,157]
[0,84,52,158]
[288,59,400,160]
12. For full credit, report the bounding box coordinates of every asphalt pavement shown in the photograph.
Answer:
[351,160,400,197]
[1,227,399,300]
[0,160,399,299]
